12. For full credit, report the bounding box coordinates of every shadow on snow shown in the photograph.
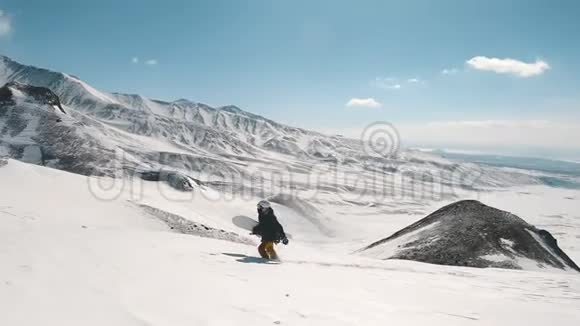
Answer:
[221,253,280,264]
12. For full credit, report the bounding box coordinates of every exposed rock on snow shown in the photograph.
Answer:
[140,204,255,245]
[0,81,66,114]
[360,200,580,272]
[139,170,202,191]
[0,95,117,175]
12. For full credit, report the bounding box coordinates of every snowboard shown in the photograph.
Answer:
[232,215,292,239]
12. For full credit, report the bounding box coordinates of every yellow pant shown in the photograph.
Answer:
[258,241,278,260]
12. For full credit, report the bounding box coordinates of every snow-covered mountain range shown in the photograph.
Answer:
[0,54,360,160]
[0,55,542,204]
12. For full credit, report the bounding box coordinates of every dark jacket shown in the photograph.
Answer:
[252,208,286,242]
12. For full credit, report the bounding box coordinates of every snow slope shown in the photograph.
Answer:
[1,159,580,326]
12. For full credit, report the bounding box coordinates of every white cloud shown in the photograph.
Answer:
[466,56,550,77]
[373,77,424,89]
[441,68,459,75]
[372,77,402,90]
[0,10,12,37]
[131,57,158,66]
[346,98,382,109]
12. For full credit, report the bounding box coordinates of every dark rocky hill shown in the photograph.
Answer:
[360,200,580,272]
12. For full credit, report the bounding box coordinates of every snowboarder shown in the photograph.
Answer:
[251,200,289,260]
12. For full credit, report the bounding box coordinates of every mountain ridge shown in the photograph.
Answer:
[0,54,544,203]
[0,55,312,136]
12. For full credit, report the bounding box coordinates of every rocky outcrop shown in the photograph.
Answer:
[0,81,116,175]
[140,204,255,245]
[360,200,580,272]
[139,170,202,191]
[0,82,66,114]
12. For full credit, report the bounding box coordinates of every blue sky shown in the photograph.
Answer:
[1,0,579,158]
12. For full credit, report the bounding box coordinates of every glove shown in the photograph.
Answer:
[282,237,289,245]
